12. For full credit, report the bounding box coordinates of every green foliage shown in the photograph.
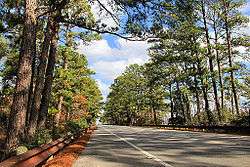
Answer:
[0,35,9,58]
[65,121,81,134]
[51,127,65,140]
[103,64,167,125]
[0,0,249,155]
[0,0,173,152]
[230,115,250,127]
[77,118,88,129]
[100,0,250,126]
[51,44,102,125]
[25,129,52,149]
[15,146,28,155]
[65,118,88,134]
[22,127,65,149]
[220,108,235,123]
[48,107,59,114]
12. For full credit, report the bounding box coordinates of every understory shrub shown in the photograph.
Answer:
[230,115,250,126]
[25,129,52,149]
[65,118,88,135]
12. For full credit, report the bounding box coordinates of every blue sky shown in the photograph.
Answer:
[78,35,150,99]
[77,1,250,100]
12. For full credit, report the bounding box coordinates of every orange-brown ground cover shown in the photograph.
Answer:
[43,129,94,167]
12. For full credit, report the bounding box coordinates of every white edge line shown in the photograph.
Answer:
[103,127,174,167]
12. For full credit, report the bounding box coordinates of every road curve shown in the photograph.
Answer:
[73,125,250,167]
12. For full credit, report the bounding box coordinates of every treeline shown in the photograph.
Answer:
[103,64,167,125]
[0,14,103,155]
[0,0,166,154]
[103,0,250,126]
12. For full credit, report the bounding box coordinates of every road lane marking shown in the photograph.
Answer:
[103,127,174,167]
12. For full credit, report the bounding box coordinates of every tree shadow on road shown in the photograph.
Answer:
[74,128,250,167]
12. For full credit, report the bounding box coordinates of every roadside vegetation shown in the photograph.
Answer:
[102,0,250,126]
[0,22,103,159]
[0,0,249,162]
[0,0,166,161]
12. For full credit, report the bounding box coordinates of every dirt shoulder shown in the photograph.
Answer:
[43,128,94,167]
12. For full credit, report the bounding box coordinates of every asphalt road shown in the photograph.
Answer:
[73,125,250,167]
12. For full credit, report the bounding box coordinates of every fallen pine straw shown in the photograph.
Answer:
[43,129,94,167]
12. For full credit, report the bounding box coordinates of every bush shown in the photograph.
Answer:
[77,118,88,129]
[51,126,65,140]
[65,118,88,135]
[168,116,185,125]
[230,115,250,127]
[16,146,28,155]
[25,129,52,148]
[65,121,81,135]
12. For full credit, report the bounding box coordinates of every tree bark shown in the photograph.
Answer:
[54,29,70,126]
[37,20,59,129]
[184,94,192,124]
[5,0,37,150]
[193,64,201,122]
[26,29,37,127]
[231,93,234,114]
[176,81,186,123]
[55,95,63,126]
[222,0,240,115]
[27,17,53,137]
[169,84,174,119]
[201,0,221,122]
[212,14,224,109]
[195,49,212,124]
[151,104,157,126]
[191,35,212,124]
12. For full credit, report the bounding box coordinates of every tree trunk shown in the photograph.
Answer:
[26,34,37,127]
[201,0,221,122]
[231,92,234,114]
[212,14,224,109]
[152,104,157,126]
[169,84,174,119]
[176,81,186,123]
[37,21,59,129]
[192,35,212,124]
[125,106,132,125]
[193,65,201,122]
[195,51,212,124]
[203,86,212,123]
[5,0,37,150]
[54,96,63,126]
[222,0,240,115]
[54,30,70,126]
[184,94,191,124]
[27,18,52,137]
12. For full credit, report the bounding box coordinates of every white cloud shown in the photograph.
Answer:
[240,2,250,14]
[78,39,150,62]
[78,38,150,79]
[79,40,112,59]
[91,57,146,80]
[96,79,110,98]
[90,0,119,28]
[78,38,150,99]
[91,60,127,80]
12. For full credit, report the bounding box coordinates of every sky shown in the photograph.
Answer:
[77,1,250,100]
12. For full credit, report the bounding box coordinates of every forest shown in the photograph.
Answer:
[102,0,250,126]
[0,0,165,160]
[0,0,249,162]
